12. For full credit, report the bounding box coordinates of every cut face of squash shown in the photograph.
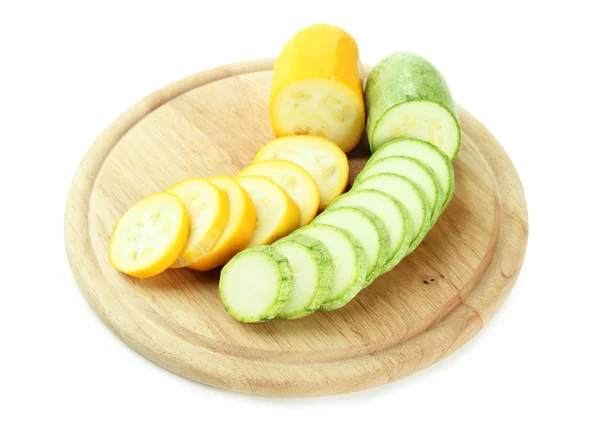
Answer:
[188,176,256,271]
[238,160,319,226]
[236,175,301,247]
[270,24,365,152]
[271,79,365,153]
[109,192,189,278]
[167,178,229,268]
[254,135,349,210]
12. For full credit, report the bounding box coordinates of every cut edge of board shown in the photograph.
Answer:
[64,59,528,397]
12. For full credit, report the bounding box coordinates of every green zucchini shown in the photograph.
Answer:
[313,206,390,284]
[294,223,367,311]
[219,246,292,322]
[365,52,461,159]
[355,155,442,221]
[368,138,455,211]
[328,189,412,274]
[272,234,333,319]
[352,173,430,250]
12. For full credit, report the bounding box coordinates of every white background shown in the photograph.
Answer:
[2,1,599,434]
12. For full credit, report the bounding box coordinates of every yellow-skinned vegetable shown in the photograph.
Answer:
[254,135,349,210]
[236,175,301,247]
[109,192,189,278]
[167,178,230,268]
[238,159,320,226]
[188,176,256,271]
[270,24,365,153]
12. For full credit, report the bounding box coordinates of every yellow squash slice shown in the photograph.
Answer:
[236,175,301,247]
[237,160,319,225]
[167,178,230,268]
[270,23,365,152]
[188,176,257,271]
[254,135,349,210]
[109,192,189,279]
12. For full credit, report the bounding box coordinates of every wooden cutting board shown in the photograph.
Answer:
[64,59,528,397]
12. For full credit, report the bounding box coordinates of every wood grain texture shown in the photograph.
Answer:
[64,59,528,397]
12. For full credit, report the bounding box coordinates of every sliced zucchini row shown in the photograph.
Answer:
[368,138,455,211]
[293,223,367,311]
[355,155,443,220]
[313,206,390,284]
[352,173,430,250]
[328,189,412,274]
[272,234,334,319]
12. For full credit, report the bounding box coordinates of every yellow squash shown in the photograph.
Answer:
[109,192,189,278]
[188,176,256,271]
[238,159,320,226]
[254,135,349,210]
[167,178,230,268]
[236,175,301,247]
[270,24,365,153]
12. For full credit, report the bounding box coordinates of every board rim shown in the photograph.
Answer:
[64,58,528,397]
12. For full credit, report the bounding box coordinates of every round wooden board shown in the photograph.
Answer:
[64,59,528,397]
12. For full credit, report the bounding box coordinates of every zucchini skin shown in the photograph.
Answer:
[367,138,455,211]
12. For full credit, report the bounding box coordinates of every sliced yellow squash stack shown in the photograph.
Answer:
[254,135,349,210]
[238,160,320,225]
[187,176,256,271]
[108,24,359,279]
[235,175,301,247]
[167,178,230,268]
[108,133,350,279]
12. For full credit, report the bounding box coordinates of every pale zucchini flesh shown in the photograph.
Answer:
[371,101,460,160]
[293,223,367,311]
[219,246,292,322]
[355,155,443,221]
[353,173,430,250]
[328,189,412,274]
[273,234,334,319]
[368,138,455,211]
[313,206,389,284]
